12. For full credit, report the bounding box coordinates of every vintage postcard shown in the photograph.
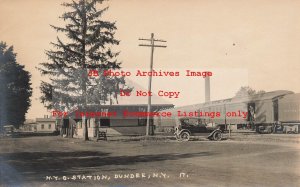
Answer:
[0,0,299,186]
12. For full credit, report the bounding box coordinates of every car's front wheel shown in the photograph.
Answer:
[213,131,222,141]
[180,131,190,141]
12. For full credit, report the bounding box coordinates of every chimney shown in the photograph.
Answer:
[205,76,210,102]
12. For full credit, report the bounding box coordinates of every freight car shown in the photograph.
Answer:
[154,90,300,134]
[277,93,300,133]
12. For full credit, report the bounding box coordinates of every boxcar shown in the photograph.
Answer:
[154,90,295,133]
[278,93,300,133]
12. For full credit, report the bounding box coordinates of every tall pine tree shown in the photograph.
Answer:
[38,0,131,140]
[0,42,32,130]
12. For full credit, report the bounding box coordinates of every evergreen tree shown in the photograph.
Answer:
[0,42,32,130]
[38,0,132,140]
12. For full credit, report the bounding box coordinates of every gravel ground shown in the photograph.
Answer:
[0,134,299,187]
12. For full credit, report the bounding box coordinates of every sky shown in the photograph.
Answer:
[1,0,300,119]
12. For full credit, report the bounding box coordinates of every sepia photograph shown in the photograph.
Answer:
[0,0,300,186]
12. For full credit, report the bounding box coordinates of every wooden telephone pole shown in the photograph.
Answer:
[138,33,167,136]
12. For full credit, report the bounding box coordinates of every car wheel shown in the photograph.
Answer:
[213,131,222,141]
[180,131,190,141]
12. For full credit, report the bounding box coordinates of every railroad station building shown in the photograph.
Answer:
[65,104,173,138]
[60,81,174,138]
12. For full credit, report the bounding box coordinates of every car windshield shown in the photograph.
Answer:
[180,118,205,126]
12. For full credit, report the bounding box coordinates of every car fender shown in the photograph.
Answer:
[208,129,222,138]
[178,129,191,136]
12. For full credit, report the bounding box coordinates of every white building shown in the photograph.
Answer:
[36,116,57,132]
[22,116,57,132]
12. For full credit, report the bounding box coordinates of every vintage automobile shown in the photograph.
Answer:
[3,125,15,137]
[257,125,273,134]
[257,122,299,134]
[174,118,224,141]
[282,124,299,134]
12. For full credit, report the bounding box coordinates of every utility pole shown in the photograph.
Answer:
[138,33,167,136]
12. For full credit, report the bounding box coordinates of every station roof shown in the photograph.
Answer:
[67,104,174,119]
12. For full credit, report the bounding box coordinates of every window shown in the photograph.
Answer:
[41,124,44,129]
[48,124,51,129]
[138,118,147,126]
[100,118,110,127]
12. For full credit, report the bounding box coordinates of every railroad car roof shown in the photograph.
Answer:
[161,90,293,113]
[230,90,293,102]
[279,92,300,101]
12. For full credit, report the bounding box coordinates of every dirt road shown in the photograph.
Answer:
[0,135,299,187]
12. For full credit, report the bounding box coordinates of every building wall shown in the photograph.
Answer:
[110,119,139,127]
[21,124,36,132]
[21,122,56,132]
[36,122,56,132]
[74,118,146,138]
[74,118,97,138]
